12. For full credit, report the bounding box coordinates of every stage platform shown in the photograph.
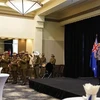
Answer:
[29,77,100,99]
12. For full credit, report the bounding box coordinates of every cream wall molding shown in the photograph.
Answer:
[36,0,66,15]
[46,5,100,25]
[60,7,100,25]
[45,0,100,25]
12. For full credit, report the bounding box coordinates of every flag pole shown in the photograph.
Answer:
[96,34,98,37]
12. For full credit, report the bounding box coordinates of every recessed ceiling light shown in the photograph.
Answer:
[0,2,6,6]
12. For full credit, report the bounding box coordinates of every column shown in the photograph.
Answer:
[34,15,44,54]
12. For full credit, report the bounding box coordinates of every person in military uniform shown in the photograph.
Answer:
[39,53,46,77]
[24,52,31,79]
[0,53,2,67]
[10,53,18,84]
[49,54,56,65]
[19,51,28,85]
[1,51,10,74]
[1,51,10,82]
[48,54,56,77]
[40,53,46,65]
[34,51,41,78]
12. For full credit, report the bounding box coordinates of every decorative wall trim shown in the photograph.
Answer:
[45,5,100,23]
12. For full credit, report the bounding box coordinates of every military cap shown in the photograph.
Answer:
[42,53,45,56]
[51,54,55,57]
[12,52,17,55]
[25,51,28,54]
[4,51,8,54]
[34,51,39,56]
[21,51,25,53]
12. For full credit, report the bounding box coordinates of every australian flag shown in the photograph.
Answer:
[90,36,98,77]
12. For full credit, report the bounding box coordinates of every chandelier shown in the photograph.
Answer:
[6,0,43,15]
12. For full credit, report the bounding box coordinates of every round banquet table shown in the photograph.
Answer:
[0,73,9,100]
[63,97,100,100]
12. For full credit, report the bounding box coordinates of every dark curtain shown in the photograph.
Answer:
[64,15,100,78]
[4,40,13,55]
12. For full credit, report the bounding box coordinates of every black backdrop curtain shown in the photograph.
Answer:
[4,40,13,55]
[64,15,100,78]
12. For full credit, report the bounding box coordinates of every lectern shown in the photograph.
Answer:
[0,73,9,100]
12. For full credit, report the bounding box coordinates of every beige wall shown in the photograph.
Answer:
[26,39,34,54]
[43,21,64,64]
[18,39,26,52]
[0,40,4,53]
[13,39,33,53]
[0,16,34,39]
[0,15,35,53]
[0,15,64,61]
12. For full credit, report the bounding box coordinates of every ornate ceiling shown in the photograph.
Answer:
[0,0,48,18]
[0,0,89,19]
[0,0,100,40]
[45,0,100,22]
[0,0,100,23]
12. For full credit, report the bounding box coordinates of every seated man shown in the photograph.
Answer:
[42,62,53,78]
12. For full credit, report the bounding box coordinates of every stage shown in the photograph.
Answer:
[29,77,100,99]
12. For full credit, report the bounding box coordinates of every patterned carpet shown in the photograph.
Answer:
[3,83,60,100]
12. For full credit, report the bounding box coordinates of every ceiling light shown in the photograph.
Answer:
[0,2,6,6]
[41,0,50,4]
[6,0,43,15]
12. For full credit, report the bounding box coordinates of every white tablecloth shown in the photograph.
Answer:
[0,73,9,100]
[63,97,100,100]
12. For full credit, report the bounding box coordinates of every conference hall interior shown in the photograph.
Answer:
[0,0,100,100]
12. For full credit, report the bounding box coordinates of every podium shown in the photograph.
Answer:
[0,73,9,100]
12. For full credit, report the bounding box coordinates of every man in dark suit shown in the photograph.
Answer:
[95,43,100,84]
